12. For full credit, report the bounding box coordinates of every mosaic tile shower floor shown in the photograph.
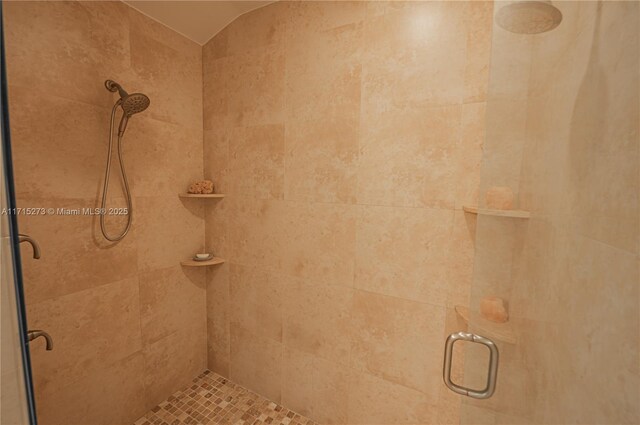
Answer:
[134,370,318,425]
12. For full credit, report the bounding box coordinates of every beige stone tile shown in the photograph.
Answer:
[17,196,138,304]
[226,197,289,271]
[35,352,146,425]
[203,128,230,196]
[350,290,445,398]
[206,264,230,377]
[135,195,204,272]
[203,55,230,131]
[447,210,477,309]
[347,369,438,424]
[284,22,362,204]
[138,265,205,345]
[456,102,486,209]
[355,205,453,305]
[229,124,285,200]
[226,46,285,127]
[142,324,207,409]
[229,264,283,342]
[226,2,288,55]
[485,20,533,102]
[361,1,467,109]
[3,1,131,109]
[463,1,493,103]
[357,105,462,209]
[285,21,363,124]
[469,217,520,305]
[8,87,112,200]
[229,324,283,403]
[204,200,229,262]
[284,116,359,205]
[228,198,357,286]
[280,201,357,286]
[128,116,203,196]
[460,404,496,425]
[282,283,353,366]
[26,277,141,398]
[281,347,349,424]
[478,99,527,206]
[364,1,410,19]
[203,25,228,61]
[129,13,202,130]
[287,1,366,33]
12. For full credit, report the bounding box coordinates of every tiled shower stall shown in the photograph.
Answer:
[1,1,638,425]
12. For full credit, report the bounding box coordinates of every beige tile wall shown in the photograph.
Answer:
[4,2,206,424]
[203,2,493,423]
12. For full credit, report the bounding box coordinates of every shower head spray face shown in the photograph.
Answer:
[121,93,150,116]
[105,80,150,136]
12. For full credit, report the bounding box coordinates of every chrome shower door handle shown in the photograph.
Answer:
[443,331,499,399]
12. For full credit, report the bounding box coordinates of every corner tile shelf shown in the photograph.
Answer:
[178,193,225,199]
[454,305,517,344]
[180,257,226,267]
[463,206,530,219]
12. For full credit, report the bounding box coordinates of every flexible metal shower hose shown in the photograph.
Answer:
[99,100,133,242]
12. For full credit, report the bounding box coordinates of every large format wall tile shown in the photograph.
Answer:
[360,1,467,109]
[135,195,204,272]
[26,277,142,397]
[138,265,205,345]
[282,21,361,204]
[35,353,146,425]
[142,323,207,409]
[16,196,139,304]
[357,105,462,208]
[206,264,230,376]
[229,325,283,403]
[129,11,202,129]
[229,264,283,342]
[355,205,453,305]
[229,124,285,200]
[350,290,445,398]
[3,1,131,109]
[128,117,204,196]
[347,369,438,425]
[281,347,350,424]
[8,88,113,200]
[282,283,353,366]
[203,1,490,423]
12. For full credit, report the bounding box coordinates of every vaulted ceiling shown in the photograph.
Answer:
[123,1,274,45]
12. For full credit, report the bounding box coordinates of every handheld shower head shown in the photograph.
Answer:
[117,93,150,136]
[100,80,150,242]
[105,80,150,136]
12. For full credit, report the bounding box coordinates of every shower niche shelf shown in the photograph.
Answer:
[179,193,225,199]
[463,206,530,219]
[181,257,226,267]
[455,305,517,344]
